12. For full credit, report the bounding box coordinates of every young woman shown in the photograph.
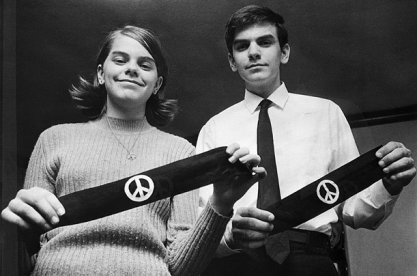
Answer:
[1,25,265,275]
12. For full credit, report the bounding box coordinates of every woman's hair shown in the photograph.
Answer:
[69,25,178,126]
[225,5,288,55]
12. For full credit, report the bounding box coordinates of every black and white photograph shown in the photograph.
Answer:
[1,1,416,275]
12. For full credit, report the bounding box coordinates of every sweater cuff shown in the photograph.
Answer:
[194,199,232,247]
[207,196,234,219]
[202,198,233,225]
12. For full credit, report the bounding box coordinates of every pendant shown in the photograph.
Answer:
[127,153,137,160]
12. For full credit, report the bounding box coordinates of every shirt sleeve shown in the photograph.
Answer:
[196,122,216,213]
[329,103,399,229]
[196,120,217,154]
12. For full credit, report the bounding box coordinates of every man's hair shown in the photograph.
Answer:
[69,25,178,126]
[225,5,288,54]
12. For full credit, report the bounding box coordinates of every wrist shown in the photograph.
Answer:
[382,179,403,195]
[209,195,234,217]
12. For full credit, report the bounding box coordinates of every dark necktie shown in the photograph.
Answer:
[257,99,280,209]
[257,99,290,264]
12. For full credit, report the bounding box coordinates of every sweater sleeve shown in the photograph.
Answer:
[166,191,231,275]
[165,142,231,275]
[24,130,57,193]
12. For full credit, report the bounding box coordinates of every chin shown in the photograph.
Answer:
[245,76,270,84]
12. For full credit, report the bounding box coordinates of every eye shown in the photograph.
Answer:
[258,39,273,47]
[140,62,153,71]
[234,42,249,52]
[113,57,127,64]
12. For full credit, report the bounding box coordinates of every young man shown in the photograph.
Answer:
[197,5,416,276]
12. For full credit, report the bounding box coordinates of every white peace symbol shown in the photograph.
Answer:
[124,175,155,202]
[316,179,340,204]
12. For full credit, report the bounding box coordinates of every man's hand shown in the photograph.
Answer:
[376,141,416,195]
[1,187,65,231]
[210,143,266,216]
[225,206,274,250]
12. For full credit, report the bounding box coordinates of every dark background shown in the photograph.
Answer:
[16,0,417,168]
[2,1,417,275]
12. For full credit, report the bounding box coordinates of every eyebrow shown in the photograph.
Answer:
[110,51,156,63]
[233,34,276,45]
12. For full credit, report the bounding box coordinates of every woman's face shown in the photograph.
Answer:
[97,33,162,117]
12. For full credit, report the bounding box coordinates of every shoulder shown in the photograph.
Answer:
[153,129,193,147]
[203,100,246,128]
[39,122,89,139]
[40,120,102,139]
[152,128,195,158]
[30,122,91,156]
[288,93,334,108]
[288,93,341,114]
[212,101,246,120]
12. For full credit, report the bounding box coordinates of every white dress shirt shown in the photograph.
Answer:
[197,83,398,255]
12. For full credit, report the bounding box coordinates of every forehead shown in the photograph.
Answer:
[109,34,152,58]
[234,23,278,41]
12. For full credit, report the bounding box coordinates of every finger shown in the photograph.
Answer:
[226,143,240,155]
[376,141,406,159]
[237,206,275,222]
[381,156,415,175]
[233,215,274,232]
[385,166,417,184]
[233,228,270,241]
[1,208,32,230]
[229,147,250,163]
[239,154,261,168]
[17,189,62,226]
[7,199,53,231]
[378,147,412,169]
[236,239,267,249]
[45,193,66,217]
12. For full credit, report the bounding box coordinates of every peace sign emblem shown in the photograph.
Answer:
[316,180,340,204]
[124,175,155,202]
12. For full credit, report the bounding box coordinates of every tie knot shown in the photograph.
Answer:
[259,99,272,110]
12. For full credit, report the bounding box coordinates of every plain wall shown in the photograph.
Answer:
[347,120,417,276]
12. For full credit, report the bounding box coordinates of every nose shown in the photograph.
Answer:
[125,61,139,77]
[247,42,261,61]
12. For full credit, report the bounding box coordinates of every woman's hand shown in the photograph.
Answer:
[210,143,266,216]
[1,187,65,231]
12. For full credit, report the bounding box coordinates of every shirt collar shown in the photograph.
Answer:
[244,82,289,113]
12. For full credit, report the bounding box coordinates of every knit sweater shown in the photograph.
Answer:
[24,116,230,276]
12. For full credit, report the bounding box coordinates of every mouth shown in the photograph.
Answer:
[245,63,267,70]
[117,79,144,86]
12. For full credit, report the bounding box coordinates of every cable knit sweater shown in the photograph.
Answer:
[24,116,230,275]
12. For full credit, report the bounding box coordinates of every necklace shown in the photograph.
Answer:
[106,116,143,161]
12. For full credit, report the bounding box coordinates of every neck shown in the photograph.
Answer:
[104,115,149,133]
[245,78,281,99]
[106,101,146,120]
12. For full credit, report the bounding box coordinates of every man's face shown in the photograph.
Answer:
[229,23,289,96]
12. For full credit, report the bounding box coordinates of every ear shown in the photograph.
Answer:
[97,64,104,84]
[153,76,163,94]
[280,43,290,64]
[228,53,238,72]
